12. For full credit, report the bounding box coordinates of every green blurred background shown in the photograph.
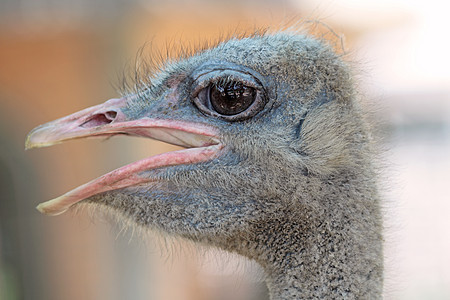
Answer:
[0,0,449,299]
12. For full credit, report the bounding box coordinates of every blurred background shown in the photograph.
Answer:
[0,0,449,299]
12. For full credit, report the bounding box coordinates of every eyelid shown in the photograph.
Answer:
[191,70,262,99]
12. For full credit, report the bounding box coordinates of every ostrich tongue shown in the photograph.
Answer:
[26,97,222,216]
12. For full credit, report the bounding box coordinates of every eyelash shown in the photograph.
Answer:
[192,75,258,97]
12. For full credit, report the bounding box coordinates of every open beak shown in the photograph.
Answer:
[26,97,222,216]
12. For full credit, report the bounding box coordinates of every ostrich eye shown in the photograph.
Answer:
[209,81,256,115]
[193,75,266,121]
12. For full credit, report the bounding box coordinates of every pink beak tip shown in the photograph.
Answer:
[36,200,68,216]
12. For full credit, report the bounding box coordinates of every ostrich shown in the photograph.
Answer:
[26,32,383,299]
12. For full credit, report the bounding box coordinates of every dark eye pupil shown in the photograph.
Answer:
[209,82,256,115]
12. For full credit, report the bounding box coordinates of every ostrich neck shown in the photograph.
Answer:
[251,196,383,299]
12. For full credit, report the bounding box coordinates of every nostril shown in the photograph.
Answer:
[105,111,117,121]
[80,111,117,128]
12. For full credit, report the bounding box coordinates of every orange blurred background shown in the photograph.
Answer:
[1,0,449,299]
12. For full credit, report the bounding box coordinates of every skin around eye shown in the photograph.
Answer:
[190,67,268,121]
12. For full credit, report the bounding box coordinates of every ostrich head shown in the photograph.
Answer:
[26,32,383,299]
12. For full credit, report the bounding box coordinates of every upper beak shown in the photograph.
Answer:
[26,97,219,150]
[26,96,222,216]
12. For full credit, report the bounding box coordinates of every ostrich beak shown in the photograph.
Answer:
[26,97,222,216]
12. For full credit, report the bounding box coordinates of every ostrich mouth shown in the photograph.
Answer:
[26,98,222,216]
